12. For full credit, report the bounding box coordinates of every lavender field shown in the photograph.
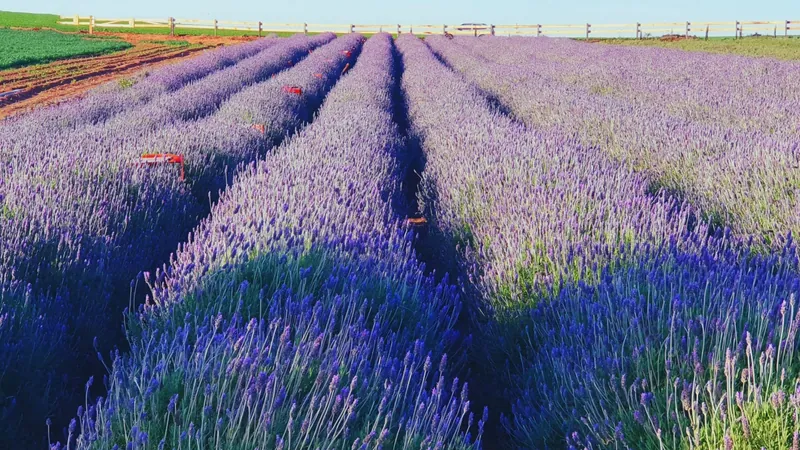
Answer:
[1,31,799,450]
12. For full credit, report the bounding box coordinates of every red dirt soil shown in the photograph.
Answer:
[84,30,259,47]
[659,34,697,42]
[0,30,259,120]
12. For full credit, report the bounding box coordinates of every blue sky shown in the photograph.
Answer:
[4,0,797,26]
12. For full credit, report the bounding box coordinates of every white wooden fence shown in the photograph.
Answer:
[58,15,800,38]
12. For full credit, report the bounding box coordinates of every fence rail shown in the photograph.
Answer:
[58,15,800,38]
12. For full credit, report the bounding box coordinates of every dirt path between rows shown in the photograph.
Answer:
[0,30,260,120]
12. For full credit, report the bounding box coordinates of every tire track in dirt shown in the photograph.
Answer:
[0,45,184,84]
[0,44,213,119]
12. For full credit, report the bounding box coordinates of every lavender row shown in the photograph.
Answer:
[96,34,330,133]
[137,32,361,195]
[397,34,700,308]
[455,36,800,137]
[508,232,800,449]
[0,33,339,277]
[0,34,354,446]
[0,33,333,158]
[397,31,691,444]
[0,33,343,299]
[143,37,280,91]
[426,36,800,245]
[0,37,277,134]
[411,35,800,448]
[68,33,481,450]
[0,33,357,299]
[142,31,364,195]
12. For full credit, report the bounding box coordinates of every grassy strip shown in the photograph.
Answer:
[0,10,65,28]
[597,36,800,60]
[71,26,295,37]
[1,10,299,37]
[0,10,411,38]
[0,27,132,70]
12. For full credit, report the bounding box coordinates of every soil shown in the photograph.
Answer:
[83,29,259,47]
[0,29,259,120]
[659,34,697,42]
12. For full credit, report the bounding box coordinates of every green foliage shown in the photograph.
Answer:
[589,84,615,95]
[117,78,136,89]
[697,396,798,450]
[0,204,17,220]
[0,10,64,28]
[0,28,131,70]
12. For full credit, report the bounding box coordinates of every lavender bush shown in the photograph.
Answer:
[66,33,482,450]
[509,237,800,449]
[145,32,364,195]
[455,36,800,137]
[0,33,358,447]
[3,28,796,450]
[0,32,345,300]
[0,281,70,441]
[0,33,334,154]
[397,34,702,309]
[143,37,279,91]
[0,37,278,137]
[412,34,800,448]
[426,36,800,246]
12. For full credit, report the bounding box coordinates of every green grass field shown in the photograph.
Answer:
[0,10,66,28]
[599,36,800,60]
[0,10,295,37]
[0,28,132,70]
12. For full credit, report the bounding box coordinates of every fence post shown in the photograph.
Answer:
[685,21,690,38]
[636,22,641,39]
[304,23,308,35]
[537,24,542,36]
[586,23,591,39]
[214,19,218,36]
[491,24,495,35]
[705,24,709,40]
[443,24,447,34]
[350,24,354,33]
[258,21,262,37]
[397,24,401,35]
[73,14,79,26]
[89,15,94,34]
[169,17,175,36]
[129,18,135,29]
[735,20,740,38]
[786,20,790,37]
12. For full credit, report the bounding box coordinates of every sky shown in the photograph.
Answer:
[2,0,797,27]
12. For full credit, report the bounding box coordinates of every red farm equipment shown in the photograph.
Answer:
[283,86,303,95]
[135,153,186,181]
